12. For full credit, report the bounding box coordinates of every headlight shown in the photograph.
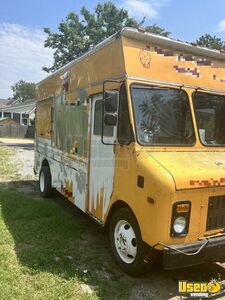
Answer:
[173,216,186,234]
[170,201,191,237]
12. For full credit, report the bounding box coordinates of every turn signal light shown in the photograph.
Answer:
[171,201,191,237]
[176,203,190,213]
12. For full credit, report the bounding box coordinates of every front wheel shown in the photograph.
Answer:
[109,207,156,276]
[39,166,54,198]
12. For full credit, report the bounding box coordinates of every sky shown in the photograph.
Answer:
[0,0,225,98]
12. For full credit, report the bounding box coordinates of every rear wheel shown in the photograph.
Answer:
[109,207,156,276]
[39,166,54,198]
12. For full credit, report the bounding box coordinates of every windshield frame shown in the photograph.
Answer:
[192,90,225,148]
[130,83,196,147]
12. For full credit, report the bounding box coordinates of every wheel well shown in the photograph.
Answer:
[42,159,50,168]
[106,200,148,251]
[40,159,53,185]
[41,159,51,178]
[105,200,133,229]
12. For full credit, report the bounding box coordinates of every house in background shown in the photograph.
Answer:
[0,99,9,109]
[0,99,36,125]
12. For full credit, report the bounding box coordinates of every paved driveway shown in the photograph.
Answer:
[0,138,34,149]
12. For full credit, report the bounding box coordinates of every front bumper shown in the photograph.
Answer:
[163,234,225,269]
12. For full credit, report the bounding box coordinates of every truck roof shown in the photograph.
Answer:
[38,27,225,86]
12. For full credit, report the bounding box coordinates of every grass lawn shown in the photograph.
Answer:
[0,189,96,299]
[0,188,134,299]
[0,146,133,299]
[2,146,225,299]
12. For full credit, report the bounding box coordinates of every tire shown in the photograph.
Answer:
[109,207,156,276]
[39,166,54,198]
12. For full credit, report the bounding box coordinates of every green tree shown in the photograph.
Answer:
[11,80,36,102]
[196,34,225,50]
[43,2,170,73]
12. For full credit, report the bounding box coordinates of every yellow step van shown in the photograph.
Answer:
[34,28,225,275]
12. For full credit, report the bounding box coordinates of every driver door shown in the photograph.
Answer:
[88,94,117,222]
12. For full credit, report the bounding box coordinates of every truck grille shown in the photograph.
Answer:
[206,196,225,231]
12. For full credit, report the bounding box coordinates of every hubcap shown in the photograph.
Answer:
[39,171,45,192]
[114,220,137,264]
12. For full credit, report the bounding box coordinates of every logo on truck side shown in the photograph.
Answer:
[139,49,151,68]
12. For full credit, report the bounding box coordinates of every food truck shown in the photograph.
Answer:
[34,28,225,275]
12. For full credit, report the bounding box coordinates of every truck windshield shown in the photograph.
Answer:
[131,85,195,146]
[193,92,225,146]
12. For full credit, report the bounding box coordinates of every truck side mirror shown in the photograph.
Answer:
[104,113,117,126]
[104,90,118,113]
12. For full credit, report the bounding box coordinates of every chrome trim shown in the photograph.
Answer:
[122,27,225,60]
